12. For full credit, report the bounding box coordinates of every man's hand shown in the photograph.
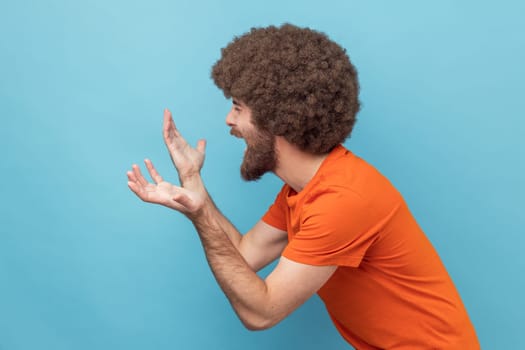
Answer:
[163,108,206,185]
[127,159,205,216]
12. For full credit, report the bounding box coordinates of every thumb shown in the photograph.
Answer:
[172,191,195,211]
[196,139,207,154]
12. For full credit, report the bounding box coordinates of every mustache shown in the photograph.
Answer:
[230,128,243,138]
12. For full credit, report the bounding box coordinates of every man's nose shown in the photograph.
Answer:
[225,109,236,126]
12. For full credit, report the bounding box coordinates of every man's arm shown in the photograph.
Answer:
[190,200,337,330]
[127,109,337,329]
[239,220,288,272]
[127,159,336,330]
[205,203,288,272]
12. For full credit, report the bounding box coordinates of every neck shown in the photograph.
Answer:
[273,137,330,193]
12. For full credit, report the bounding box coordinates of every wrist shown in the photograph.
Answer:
[187,197,215,225]
[180,172,203,186]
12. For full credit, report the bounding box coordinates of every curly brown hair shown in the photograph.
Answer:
[211,23,360,154]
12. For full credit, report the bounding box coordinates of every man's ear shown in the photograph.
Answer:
[274,135,296,153]
[274,135,286,152]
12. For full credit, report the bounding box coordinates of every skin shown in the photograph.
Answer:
[126,101,337,330]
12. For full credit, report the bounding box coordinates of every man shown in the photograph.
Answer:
[127,24,480,349]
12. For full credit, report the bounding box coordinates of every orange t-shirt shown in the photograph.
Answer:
[262,145,479,349]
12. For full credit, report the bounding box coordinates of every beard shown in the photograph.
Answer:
[238,129,277,181]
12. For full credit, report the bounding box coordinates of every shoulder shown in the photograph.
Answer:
[312,147,403,208]
[301,169,403,227]
[302,184,368,223]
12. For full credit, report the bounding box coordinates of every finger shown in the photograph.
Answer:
[163,108,173,139]
[172,185,201,211]
[127,180,145,199]
[163,109,188,150]
[132,164,149,186]
[196,139,207,154]
[127,170,137,183]
[172,191,194,211]
[127,170,146,193]
[163,108,171,123]
[164,108,181,137]
[127,180,139,193]
[127,173,155,202]
[169,112,181,137]
[144,159,164,184]
[166,191,187,211]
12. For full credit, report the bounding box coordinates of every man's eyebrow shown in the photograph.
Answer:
[232,99,241,106]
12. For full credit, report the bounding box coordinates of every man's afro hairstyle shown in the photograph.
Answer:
[212,23,360,154]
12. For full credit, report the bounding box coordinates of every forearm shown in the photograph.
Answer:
[181,174,243,249]
[190,204,274,330]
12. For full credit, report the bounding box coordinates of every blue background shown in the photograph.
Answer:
[1,1,523,349]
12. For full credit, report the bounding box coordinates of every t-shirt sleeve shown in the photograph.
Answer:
[283,188,394,267]
[261,185,288,231]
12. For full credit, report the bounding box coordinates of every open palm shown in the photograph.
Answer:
[163,108,206,184]
[127,159,205,215]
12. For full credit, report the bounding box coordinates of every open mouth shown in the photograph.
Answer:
[230,129,248,154]
[230,128,242,139]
